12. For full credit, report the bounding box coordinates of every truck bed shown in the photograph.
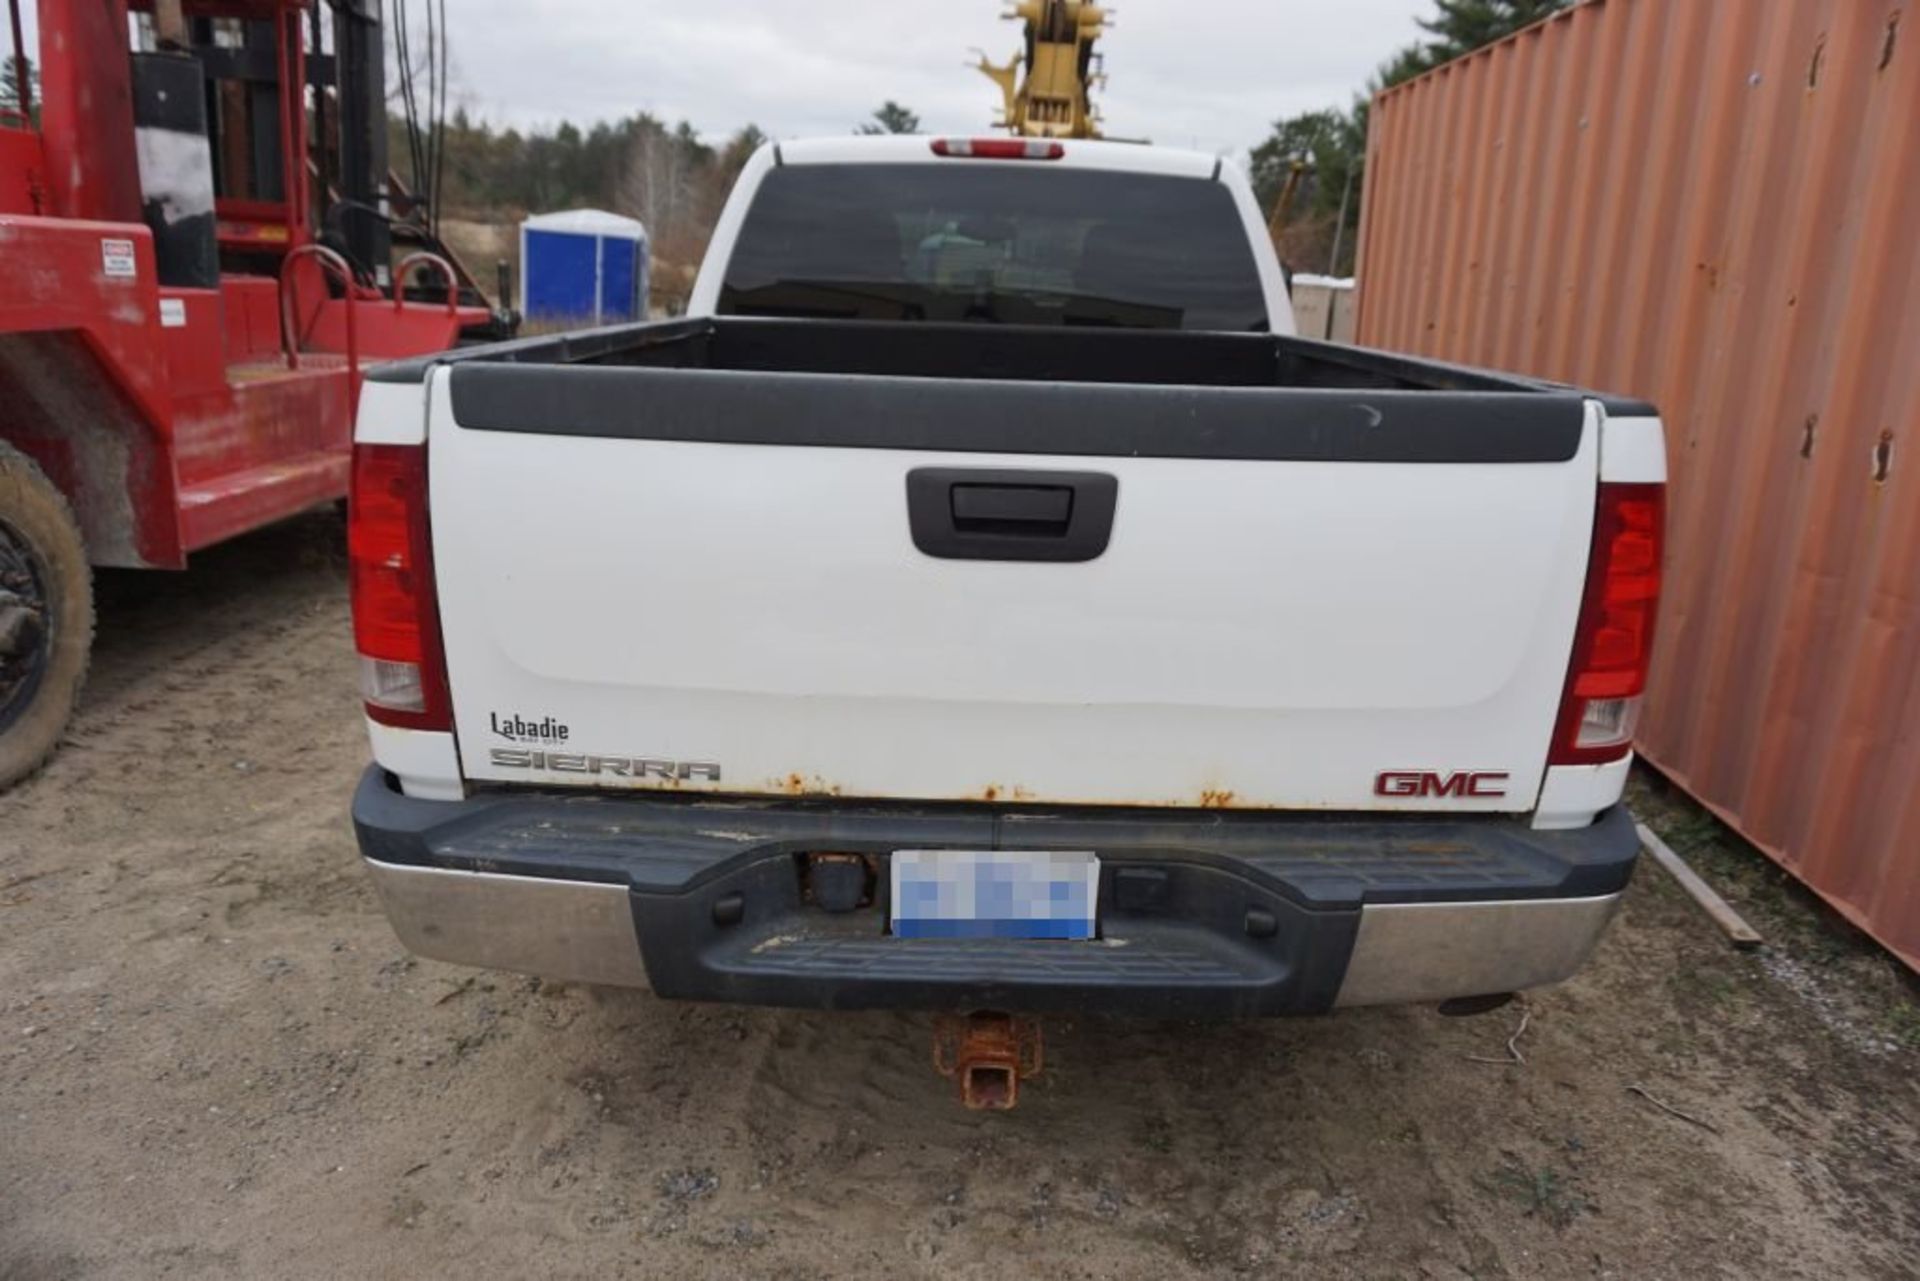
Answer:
[376,316,1646,473]
[371,314,1650,408]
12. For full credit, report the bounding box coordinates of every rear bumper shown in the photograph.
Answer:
[351,766,1637,1016]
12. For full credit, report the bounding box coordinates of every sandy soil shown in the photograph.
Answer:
[3,510,1917,1280]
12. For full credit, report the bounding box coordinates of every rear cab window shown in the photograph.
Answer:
[718,164,1269,332]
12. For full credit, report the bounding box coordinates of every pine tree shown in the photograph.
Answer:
[856,102,922,136]
[1417,0,1569,62]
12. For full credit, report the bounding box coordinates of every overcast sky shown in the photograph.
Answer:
[10,2,1432,157]
[437,1,1433,158]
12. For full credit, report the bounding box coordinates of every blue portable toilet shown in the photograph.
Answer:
[518,208,650,325]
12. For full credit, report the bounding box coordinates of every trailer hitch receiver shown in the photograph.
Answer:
[932,1012,1042,1110]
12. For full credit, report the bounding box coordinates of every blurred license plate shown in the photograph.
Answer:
[890,850,1099,940]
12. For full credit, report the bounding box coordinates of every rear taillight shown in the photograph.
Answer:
[1550,482,1664,765]
[349,444,450,731]
[930,137,1066,160]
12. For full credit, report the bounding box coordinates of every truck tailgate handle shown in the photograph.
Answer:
[951,482,1073,532]
[907,467,1118,562]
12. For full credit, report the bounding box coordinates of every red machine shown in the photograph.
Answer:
[0,0,503,785]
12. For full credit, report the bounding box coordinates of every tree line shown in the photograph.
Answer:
[406,108,767,273]
[408,101,919,287]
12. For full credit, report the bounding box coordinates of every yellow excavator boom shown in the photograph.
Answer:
[1266,159,1310,242]
[973,1,1108,139]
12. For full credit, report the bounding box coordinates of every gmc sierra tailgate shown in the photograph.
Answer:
[425,361,1598,812]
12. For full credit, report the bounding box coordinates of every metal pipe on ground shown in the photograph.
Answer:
[1637,823,1762,950]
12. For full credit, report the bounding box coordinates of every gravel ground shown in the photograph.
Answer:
[3,511,1917,1280]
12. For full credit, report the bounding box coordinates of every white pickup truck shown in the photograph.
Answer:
[348,136,1665,1081]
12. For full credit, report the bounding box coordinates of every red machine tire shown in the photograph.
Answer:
[0,443,94,790]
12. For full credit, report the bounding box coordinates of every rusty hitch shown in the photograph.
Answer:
[932,1012,1042,1110]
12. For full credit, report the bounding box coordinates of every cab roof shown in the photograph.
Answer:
[773,134,1225,181]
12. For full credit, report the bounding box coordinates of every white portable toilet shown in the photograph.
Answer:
[518,209,650,325]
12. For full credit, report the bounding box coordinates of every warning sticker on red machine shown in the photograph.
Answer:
[101,238,138,279]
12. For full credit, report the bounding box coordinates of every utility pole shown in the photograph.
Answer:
[1327,164,1356,278]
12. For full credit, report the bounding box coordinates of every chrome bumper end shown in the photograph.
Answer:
[1332,893,1623,1007]
[363,857,650,989]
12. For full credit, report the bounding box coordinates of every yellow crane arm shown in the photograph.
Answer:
[974,1,1108,140]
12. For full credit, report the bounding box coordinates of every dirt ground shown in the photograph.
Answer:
[3,510,1918,1280]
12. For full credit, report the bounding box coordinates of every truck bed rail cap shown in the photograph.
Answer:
[445,362,1588,465]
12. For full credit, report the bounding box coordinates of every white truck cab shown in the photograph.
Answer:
[686,135,1296,335]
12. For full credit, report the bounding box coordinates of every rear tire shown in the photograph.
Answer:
[0,443,94,789]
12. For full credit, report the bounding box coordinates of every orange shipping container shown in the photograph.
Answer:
[1354,0,1920,969]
